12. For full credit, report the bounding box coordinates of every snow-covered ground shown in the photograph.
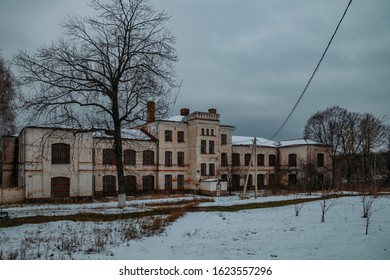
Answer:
[0,194,389,260]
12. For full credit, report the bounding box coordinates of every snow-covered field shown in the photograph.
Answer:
[0,194,389,260]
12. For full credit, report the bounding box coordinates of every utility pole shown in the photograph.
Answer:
[241,137,258,199]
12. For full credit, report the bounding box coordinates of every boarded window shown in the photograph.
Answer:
[165,151,172,166]
[51,177,70,198]
[317,153,324,167]
[165,175,172,190]
[177,131,185,143]
[51,143,70,164]
[103,175,116,196]
[125,175,137,195]
[257,154,265,166]
[143,150,154,165]
[103,149,116,165]
[142,175,154,191]
[288,154,297,167]
[177,152,185,167]
[232,153,240,166]
[177,175,184,189]
[124,149,136,165]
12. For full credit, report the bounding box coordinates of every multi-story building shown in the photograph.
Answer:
[1,104,331,203]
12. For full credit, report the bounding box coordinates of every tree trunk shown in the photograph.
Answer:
[112,94,126,208]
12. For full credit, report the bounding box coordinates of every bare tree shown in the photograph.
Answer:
[319,190,337,222]
[14,0,178,207]
[304,106,348,187]
[0,56,17,136]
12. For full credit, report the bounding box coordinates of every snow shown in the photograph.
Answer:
[231,136,324,147]
[1,194,389,260]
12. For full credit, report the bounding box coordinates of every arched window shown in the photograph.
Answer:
[51,177,70,198]
[51,143,70,164]
[125,175,137,195]
[103,149,115,165]
[143,150,154,165]
[103,175,116,196]
[257,174,265,186]
[317,153,324,167]
[142,175,154,191]
[124,149,136,165]
[257,154,265,166]
[288,154,297,166]
[244,154,252,166]
[232,153,240,166]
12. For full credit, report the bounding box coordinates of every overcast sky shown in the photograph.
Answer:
[1,0,389,140]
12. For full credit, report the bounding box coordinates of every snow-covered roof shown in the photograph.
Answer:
[232,136,325,147]
[161,115,186,122]
[232,136,278,147]
[94,129,151,140]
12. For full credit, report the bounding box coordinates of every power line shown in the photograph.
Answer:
[270,0,353,140]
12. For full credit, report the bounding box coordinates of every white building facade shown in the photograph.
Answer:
[1,106,331,203]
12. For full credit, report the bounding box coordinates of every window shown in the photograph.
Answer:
[209,163,215,176]
[288,154,297,167]
[124,175,137,195]
[51,177,70,198]
[232,175,240,190]
[317,153,324,167]
[288,174,297,185]
[143,150,154,165]
[246,174,253,188]
[221,153,228,167]
[232,153,240,166]
[177,131,185,143]
[206,129,209,136]
[221,134,227,145]
[209,140,215,154]
[103,149,116,165]
[269,155,276,166]
[165,130,172,142]
[201,128,205,135]
[211,129,214,136]
[142,175,154,191]
[257,154,265,166]
[165,151,172,166]
[317,174,324,186]
[124,149,136,165]
[177,152,185,167]
[221,174,228,182]
[103,175,116,196]
[201,140,207,154]
[51,143,70,164]
[257,174,265,186]
[177,175,184,189]
[244,153,252,166]
[200,163,207,176]
[165,175,172,190]
[269,174,276,186]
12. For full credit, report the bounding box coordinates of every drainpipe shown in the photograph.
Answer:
[156,121,160,191]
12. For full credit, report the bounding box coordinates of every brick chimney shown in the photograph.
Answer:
[147,101,155,123]
[180,108,190,116]
[208,108,217,114]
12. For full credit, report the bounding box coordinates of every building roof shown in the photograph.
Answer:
[93,129,151,140]
[232,136,325,148]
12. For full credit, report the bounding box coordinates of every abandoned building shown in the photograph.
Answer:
[0,104,332,203]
